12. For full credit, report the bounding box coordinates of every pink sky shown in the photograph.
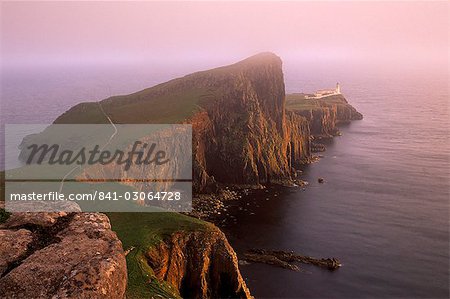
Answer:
[1,1,448,71]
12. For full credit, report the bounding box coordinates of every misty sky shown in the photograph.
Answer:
[1,1,448,72]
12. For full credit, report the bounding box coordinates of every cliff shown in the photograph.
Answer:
[286,93,363,138]
[146,228,251,298]
[0,206,127,298]
[50,52,309,191]
[107,212,250,299]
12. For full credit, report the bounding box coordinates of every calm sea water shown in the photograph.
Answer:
[224,68,449,298]
[1,64,448,298]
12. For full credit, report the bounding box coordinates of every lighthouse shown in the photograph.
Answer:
[336,82,341,94]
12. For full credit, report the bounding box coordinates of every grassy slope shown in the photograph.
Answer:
[286,93,348,111]
[54,87,214,125]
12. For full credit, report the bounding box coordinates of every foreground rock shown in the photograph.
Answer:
[146,227,252,299]
[245,249,341,271]
[0,212,127,299]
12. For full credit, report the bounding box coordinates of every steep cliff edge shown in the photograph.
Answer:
[146,228,251,299]
[286,93,362,138]
[107,212,250,299]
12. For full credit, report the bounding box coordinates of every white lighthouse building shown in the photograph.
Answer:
[336,82,341,94]
[305,82,342,99]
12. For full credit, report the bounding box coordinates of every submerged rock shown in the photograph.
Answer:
[245,249,341,271]
[244,252,300,271]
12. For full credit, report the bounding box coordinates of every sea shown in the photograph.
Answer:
[1,62,448,298]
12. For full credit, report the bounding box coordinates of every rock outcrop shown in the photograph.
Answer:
[145,226,251,299]
[244,249,341,271]
[189,53,309,190]
[294,106,339,137]
[0,210,127,299]
[285,111,311,169]
[286,94,363,141]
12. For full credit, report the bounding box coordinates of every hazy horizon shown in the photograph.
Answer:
[1,1,448,76]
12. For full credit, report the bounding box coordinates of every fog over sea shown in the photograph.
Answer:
[1,62,448,298]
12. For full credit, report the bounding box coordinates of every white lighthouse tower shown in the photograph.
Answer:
[335,82,341,94]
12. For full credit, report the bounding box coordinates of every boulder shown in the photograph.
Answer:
[0,212,127,299]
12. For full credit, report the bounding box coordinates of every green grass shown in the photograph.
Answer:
[107,212,213,298]
[54,102,110,124]
[104,88,216,124]
[286,93,348,111]
[54,80,220,125]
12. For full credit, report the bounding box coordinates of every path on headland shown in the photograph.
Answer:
[97,102,118,150]
[58,102,118,192]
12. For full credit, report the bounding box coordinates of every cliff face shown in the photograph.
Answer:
[286,94,363,139]
[190,53,308,191]
[285,111,311,168]
[146,227,251,299]
[334,99,363,124]
[0,208,127,299]
[295,107,338,137]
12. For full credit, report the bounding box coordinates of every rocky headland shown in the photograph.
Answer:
[286,93,363,153]
[286,93,363,137]
[6,52,362,298]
